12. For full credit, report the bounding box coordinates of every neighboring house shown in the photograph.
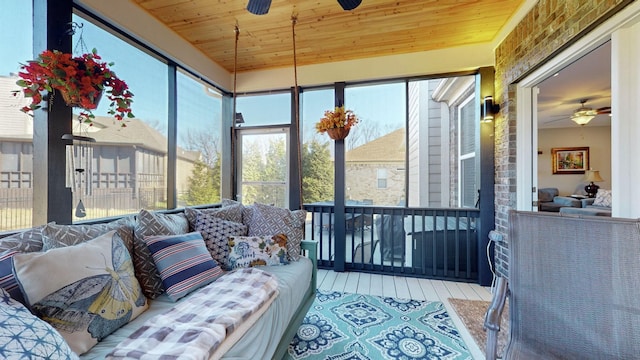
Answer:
[0,75,200,224]
[345,128,405,206]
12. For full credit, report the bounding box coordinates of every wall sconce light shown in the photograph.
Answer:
[482,96,500,122]
[235,112,245,127]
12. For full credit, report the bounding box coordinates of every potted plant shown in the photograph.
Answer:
[13,48,134,125]
[315,105,359,140]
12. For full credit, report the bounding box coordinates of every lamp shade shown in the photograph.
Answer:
[584,170,604,183]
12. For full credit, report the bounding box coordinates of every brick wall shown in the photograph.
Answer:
[492,0,631,278]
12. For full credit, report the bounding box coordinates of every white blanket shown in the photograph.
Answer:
[106,268,279,360]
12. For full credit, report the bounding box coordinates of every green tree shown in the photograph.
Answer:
[185,158,220,205]
[302,139,334,203]
[181,131,222,206]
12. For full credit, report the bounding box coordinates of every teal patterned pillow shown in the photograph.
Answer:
[227,234,289,269]
[0,288,78,359]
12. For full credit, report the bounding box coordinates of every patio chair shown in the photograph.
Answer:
[352,240,379,264]
[485,211,640,359]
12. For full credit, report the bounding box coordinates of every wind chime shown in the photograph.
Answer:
[62,119,95,218]
[62,22,96,218]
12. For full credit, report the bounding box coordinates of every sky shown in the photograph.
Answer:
[1,1,407,148]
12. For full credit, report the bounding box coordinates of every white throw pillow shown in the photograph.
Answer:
[592,189,612,207]
[13,231,148,355]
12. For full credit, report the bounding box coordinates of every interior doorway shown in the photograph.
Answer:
[534,42,612,204]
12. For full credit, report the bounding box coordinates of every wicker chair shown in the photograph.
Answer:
[485,211,640,359]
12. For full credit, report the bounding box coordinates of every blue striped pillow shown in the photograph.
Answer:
[0,250,25,305]
[144,232,222,301]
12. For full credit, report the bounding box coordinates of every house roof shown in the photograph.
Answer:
[346,128,405,163]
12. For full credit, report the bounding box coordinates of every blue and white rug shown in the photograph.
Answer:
[285,290,472,360]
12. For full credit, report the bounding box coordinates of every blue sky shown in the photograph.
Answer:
[1,1,406,147]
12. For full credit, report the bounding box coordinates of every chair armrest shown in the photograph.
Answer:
[484,276,509,360]
[301,240,318,291]
[553,196,580,207]
[581,198,596,207]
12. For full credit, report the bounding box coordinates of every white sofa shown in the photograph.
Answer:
[0,202,317,359]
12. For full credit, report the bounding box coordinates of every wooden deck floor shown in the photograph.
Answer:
[317,269,492,360]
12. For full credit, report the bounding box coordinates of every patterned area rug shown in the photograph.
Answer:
[285,290,472,360]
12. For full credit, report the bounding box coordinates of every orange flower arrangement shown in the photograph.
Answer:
[13,49,134,125]
[315,105,359,134]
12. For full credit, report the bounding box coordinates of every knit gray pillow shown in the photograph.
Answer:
[42,216,135,253]
[184,203,243,231]
[133,210,189,299]
[247,203,306,261]
[194,213,247,270]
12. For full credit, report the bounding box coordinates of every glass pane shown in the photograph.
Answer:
[176,70,223,207]
[240,131,288,207]
[407,77,477,208]
[236,92,291,126]
[460,99,476,155]
[0,0,33,230]
[345,82,406,206]
[71,13,169,221]
[301,89,335,204]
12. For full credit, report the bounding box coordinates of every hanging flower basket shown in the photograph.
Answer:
[60,87,103,109]
[315,106,359,140]
[13,49,134,126]
[326,127,350,140]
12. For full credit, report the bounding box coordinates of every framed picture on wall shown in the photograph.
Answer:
[551,147,589,174]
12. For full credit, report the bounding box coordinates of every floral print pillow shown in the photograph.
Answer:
[227,234,289,269]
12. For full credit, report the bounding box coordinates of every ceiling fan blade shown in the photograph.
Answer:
[337,0,362,11]
[596,106,611,114]
[247,0,271,15]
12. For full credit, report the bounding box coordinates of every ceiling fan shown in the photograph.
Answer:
[570,99,611,125]
[247,0,362,15]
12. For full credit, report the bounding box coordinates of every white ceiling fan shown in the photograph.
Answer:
[570,99,611,125]
[543,99,611,126]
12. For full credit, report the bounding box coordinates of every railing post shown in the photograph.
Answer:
[333,83,346,272]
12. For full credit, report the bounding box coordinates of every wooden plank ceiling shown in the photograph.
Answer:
[131,0,525,73]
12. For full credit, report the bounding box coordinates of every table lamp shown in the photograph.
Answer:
[584,170,604,198]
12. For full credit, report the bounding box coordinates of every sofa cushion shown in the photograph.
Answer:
[13,231,148,355]
[133,210,189,299]
[0,288,78,360]
[0,250,25,305]
[247,203,306,261]
[144,232,222,301]
[0,224,49,253]
[228,234,289,269]
[42,216,136,253]
[184,204,244,230]
[592,189,612,207]
[538,188,559,202]
[194,213,247,270]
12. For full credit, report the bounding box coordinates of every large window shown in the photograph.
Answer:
[0,1,33,231]
[70,12,169,221]
[345,82,406,206]
[176,70,223,207]
[301,88,334,204]
[236,92,291,127]
[458,96,476,208]
[235,92,291,204]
